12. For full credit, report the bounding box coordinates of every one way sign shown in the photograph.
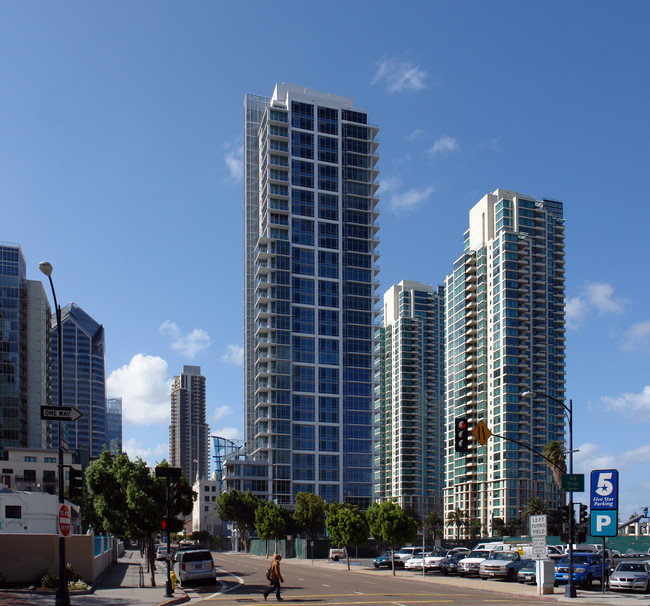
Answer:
[40,406,83,422]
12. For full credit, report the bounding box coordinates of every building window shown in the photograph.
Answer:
[5,505,21,518]
[24,456,37,463]
[44,457,56,463]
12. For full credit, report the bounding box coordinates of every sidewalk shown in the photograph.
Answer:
[90,547,188,606]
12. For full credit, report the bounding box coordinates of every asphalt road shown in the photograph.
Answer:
[181,554,550,606]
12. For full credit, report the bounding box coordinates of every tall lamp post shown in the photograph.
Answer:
[523,390,575,599]
[39,261,70,606]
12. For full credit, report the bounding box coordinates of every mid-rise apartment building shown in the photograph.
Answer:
[443,189,565,536]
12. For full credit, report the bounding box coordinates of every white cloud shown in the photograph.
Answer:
[430,136,460,155]
[122,437,168,463]
[389,186,434,213]
[575,442,650,474]
[565,282,626,329]
[622,320,650,351]
[372,57,428,93]
[107,354,172,424]
[212,405,232,423]
[160,321,211,358]
[601,385,650,418]
[221,343,244,366]
[406,129,424,141]
[212,426,244,441]
[225,145,243,182]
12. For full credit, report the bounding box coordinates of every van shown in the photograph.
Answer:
[472,542,506,552]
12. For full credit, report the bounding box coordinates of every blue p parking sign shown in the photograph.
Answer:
[591,510,617,537]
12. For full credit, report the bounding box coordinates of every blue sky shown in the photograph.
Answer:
[2,2,649,522]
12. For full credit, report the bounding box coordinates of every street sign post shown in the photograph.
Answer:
[40,406,83,422]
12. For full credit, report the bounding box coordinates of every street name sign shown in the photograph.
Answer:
[40,405,83,422]
[561,473,584,492]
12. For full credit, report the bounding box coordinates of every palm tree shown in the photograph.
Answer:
[446,507,468,540]
[543,440,566,490]
[424,510,443,541]
[522,497,547,517]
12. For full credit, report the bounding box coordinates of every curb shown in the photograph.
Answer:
[155,588,190,606]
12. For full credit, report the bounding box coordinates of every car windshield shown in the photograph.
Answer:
[617,563,646,572]
[522,562,535,570]
[428,549,447,557]
[559,555,590,565]
[469,551,489,558]
[488,551,517,560]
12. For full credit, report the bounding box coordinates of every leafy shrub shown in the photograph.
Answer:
[68,580,89,590]
[41,574,59,588]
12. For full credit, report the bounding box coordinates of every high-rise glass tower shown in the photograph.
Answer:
[243,84,379,508]
[169,365,209,482]
[0,242,52,451]
[51,303,106,458]
[374,281,445,520]
[106,396,123,455]
[443,189,565,536]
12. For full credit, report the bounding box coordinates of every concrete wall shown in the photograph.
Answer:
[0,533,118,585]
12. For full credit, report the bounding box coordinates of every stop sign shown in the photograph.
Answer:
[59,504,71,536]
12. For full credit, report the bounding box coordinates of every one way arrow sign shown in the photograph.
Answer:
[40,406,83,422]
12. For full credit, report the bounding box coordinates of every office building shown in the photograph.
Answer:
[242,83,380,507]
[374,281,445,520]
[51,303,107,459]
[169,365,209,482]
[106,396,123,455]
[443,188,565,536]
[0,242,52,451]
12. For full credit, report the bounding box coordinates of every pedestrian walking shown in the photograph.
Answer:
[263,553,284,601]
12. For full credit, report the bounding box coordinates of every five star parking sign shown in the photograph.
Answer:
[590,469,618,537]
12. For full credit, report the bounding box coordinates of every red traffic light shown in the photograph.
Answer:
[161,518,169,531]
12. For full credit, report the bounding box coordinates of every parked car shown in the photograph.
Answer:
[554,552,604,589]
[405,548,446,571]
[517,560,536,584]
[423,548,449,571]
[609,561,650,592]
[393,547,425,566]
[441,551,471,575]
[373,551,396,568]
[155,545,168,560]
[174,549,216,585]
[172,544,199,564]
[458,550,491,577]
[479,551,531,582]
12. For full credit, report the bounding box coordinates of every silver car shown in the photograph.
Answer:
[609,561,650,592]
[174,549,217,585]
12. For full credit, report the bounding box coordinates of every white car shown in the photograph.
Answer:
[393,547,424,566]
[609,561,650,592]
[458,549,491,577]
[174,549,217,585]
[423,548,449,571]
[155,544,168,560]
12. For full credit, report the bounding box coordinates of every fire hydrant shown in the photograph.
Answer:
[170,570,177,592]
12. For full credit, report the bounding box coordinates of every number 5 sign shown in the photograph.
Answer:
[590,469,618,510]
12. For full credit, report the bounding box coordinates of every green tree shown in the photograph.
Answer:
[423,510,443,542]
[293,491,326,539]
[522,497,547,517]
[446,507,468,540]
[366,500,417,575]
[215,489,259,552]
[492,517,506,537]
[255,500,286,556]
[325,503,369,570]
[85,451,194,586]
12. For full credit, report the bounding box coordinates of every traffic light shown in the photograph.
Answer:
[561,505,573,524]
[69,467,84,498]
[161,517,170,532]
[579,503,588,524]
[172,483,182,508]
[454,417,470,453]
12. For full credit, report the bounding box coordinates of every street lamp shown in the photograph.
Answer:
[39,261,70,606]
[522,390,576,599]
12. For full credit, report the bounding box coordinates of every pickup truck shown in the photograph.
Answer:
[479,551,531,581]
[554,552,605,589]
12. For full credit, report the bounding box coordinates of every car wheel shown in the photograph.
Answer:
[583,574,592,590]
[507,568,516,582]
[645,580,650,594]
[458,572,465,577]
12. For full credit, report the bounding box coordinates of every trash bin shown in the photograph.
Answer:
[536,559,555,595]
